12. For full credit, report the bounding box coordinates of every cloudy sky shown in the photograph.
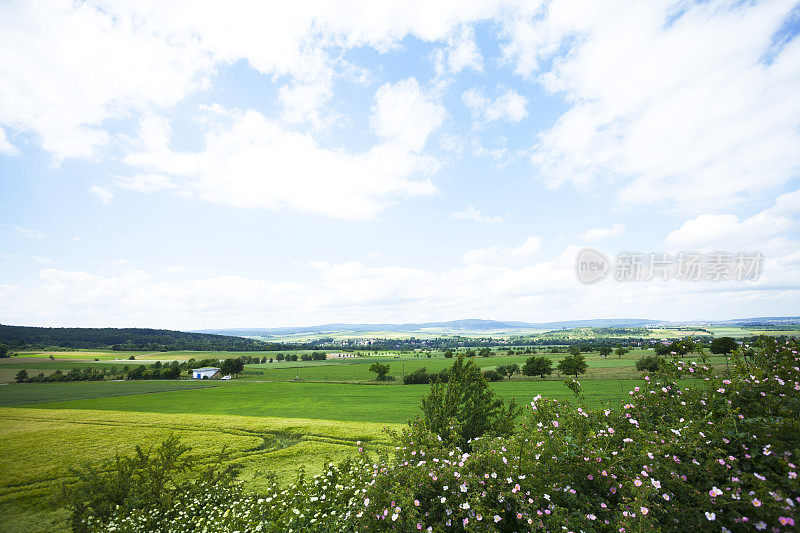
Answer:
[1,0,799,329]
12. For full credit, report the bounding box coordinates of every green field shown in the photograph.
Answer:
[6,379,639,424]
[246,354,544,381]
[704,325,800,337]
[0,380,219,407]
[242,350,726,382]
[11,350,148,360]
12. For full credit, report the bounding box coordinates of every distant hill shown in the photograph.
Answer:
[0,325,290,352]
[699,317,800,326]
[197,318,663,337]
[198,317,800,338]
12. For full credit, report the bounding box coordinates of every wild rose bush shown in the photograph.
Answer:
[78,338,799,532]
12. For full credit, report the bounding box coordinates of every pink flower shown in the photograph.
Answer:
[752,498,761,507]
[641,506,649,515]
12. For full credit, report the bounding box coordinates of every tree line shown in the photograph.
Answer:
[0,325,293,352]
[14,362,183,383]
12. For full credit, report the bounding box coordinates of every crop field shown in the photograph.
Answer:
[704,325,800,337]
[12,349,293,361]
[0,380,219,407]
[0,407,399,532]
[12,350,147,360]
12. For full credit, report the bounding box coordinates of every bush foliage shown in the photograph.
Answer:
[634,354,663,373]
[61,436,238,532]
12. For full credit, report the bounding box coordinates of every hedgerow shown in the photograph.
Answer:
[72,339,799,532]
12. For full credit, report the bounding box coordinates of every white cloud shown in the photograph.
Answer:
[581,222,626,241]
[6,224,45,239]
[4,243,799,328]
[434,25,484,75]
[278,47,336,128]
[452,205,503,223]
[89,184,113,206]
[0,0,508,161]
[770,188,800,215]
[124,108,438,220]
[0,0,212,161]
[113,174,176,193]
[665,189,800,251]
[470,137,510,163]
[503,0,800,212]
[371,78,446,152]
[0,127,17,155]
[0,254,53,264]
[463,87,528,123]
[462,236,542,264]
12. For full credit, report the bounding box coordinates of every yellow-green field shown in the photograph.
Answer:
[0,408,399,532]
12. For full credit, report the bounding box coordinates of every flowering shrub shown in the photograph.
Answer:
[75,338,800,532]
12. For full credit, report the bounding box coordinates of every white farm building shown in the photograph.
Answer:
[192,367,220,379]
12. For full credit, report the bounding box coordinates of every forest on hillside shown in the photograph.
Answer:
[0,325,291,352]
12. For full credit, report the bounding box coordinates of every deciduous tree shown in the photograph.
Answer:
[557,354,587,378]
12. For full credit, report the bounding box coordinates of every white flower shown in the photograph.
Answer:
[705,511,716,521]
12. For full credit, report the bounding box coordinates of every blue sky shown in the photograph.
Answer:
[1,0,799,329]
